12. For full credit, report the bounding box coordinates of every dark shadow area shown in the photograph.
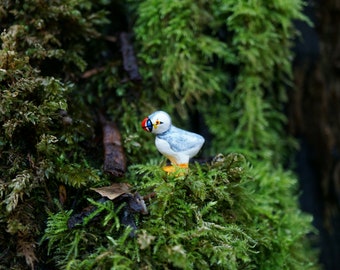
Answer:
[292,1,340,268]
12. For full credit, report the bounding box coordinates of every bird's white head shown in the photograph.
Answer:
[141,111,171,134]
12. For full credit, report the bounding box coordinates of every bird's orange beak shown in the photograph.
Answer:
[141,117,153,132]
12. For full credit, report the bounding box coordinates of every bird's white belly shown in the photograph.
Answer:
[155,137,190,165]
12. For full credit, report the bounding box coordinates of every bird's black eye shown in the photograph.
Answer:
[155,120,163,125]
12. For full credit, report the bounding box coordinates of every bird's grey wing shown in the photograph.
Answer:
[162,129,204,152]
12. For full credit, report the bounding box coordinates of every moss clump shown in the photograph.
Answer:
[0,1,108,268]
[43,153,317,269]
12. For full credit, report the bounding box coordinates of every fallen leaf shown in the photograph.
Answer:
[91,183,131,200]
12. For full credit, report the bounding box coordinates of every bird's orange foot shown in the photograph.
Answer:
[162,164,189,174]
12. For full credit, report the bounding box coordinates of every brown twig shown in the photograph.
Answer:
[120,32,142,82]
[99,113,126,177]
[81,66,106,79]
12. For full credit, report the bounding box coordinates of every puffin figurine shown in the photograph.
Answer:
[141,111,205,172]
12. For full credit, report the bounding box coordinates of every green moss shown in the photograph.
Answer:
[42,154,318,269]
[0,0,318,269]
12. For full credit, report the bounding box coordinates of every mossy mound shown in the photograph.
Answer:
[42,153,317,269]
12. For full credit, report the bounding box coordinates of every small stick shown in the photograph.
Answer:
[81,66,106,79]
[120,32,142,82]
[99,113,126,177]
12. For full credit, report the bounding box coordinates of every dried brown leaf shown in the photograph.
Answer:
[91,183,131,200]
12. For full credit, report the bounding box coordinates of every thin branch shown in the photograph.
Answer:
[99,113,126,177]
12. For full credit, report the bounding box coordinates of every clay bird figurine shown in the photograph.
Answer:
[141,111,205,172]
